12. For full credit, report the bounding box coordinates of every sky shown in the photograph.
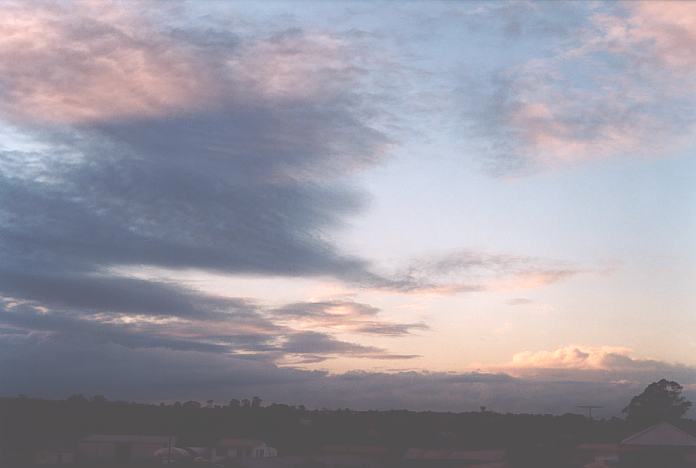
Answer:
[1,0,695,417]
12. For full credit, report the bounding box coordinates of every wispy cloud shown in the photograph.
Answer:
[375,251,582,294]
[0,296,421,364]
[464,2,696,173]
[507,297,534,306]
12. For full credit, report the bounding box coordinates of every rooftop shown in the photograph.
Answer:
[621,422,696,448]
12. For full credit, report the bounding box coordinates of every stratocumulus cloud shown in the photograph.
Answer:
[2,335,694,417]
[0,1,681,414]
[0,0,419,372]
[462,1,696,173]
[0,1,585,377]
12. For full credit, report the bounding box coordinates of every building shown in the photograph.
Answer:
[619,422,696,467]
[214,437,278,460]
[580,422,696,468]
[77,434,175,464]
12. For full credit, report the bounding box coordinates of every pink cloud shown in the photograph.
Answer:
[483,344,690,379]
[486,1,696,169]
[509,345,635,371]
[0,1,213,124]
[591,2,696,72]
[0,2,359,126]
[232,31,356,101]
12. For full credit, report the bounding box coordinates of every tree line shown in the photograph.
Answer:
[0,379,692,466]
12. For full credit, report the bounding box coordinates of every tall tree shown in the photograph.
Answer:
[623,379,692,426]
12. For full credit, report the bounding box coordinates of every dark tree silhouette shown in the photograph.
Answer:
[623,379,692,427]
[1,394,637,465]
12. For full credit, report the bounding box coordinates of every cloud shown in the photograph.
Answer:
[0,1,212,125]
[3,332,695,417]
[584,2,696,73]
[0,0,394,294]
[0,1,388,334]
[279,331,417,360]
[380,251,582,294]
[489,345,696,387]
[0,1,600,405]
[233,29,358,100]
[507,298,534,306]
[0,287,425,363]
[509,345,635,371]
[271,300,428,336]
[464,2,696,173]
[0,271,254,319]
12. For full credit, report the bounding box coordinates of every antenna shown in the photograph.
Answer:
[577,405,603,419]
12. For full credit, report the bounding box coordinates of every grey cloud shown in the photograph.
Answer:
[0,6,408,369]
[281,331,380,355]
[4,331,695,417]
[0,334,326,401]
[0,303,245,354]
[0,270,255,320]
[272,300,428,337]
[280,331,419,360]
[507,298,534,306]
[0,297,419,363]
[353,322,428,336]
[0,1,598,404]
[274,301,380,319]
[0,1,388,284]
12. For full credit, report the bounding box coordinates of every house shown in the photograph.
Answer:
[580,422,696,467]
[618,421,696,467]
[77,434,175,464]
[213,437,277,460]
